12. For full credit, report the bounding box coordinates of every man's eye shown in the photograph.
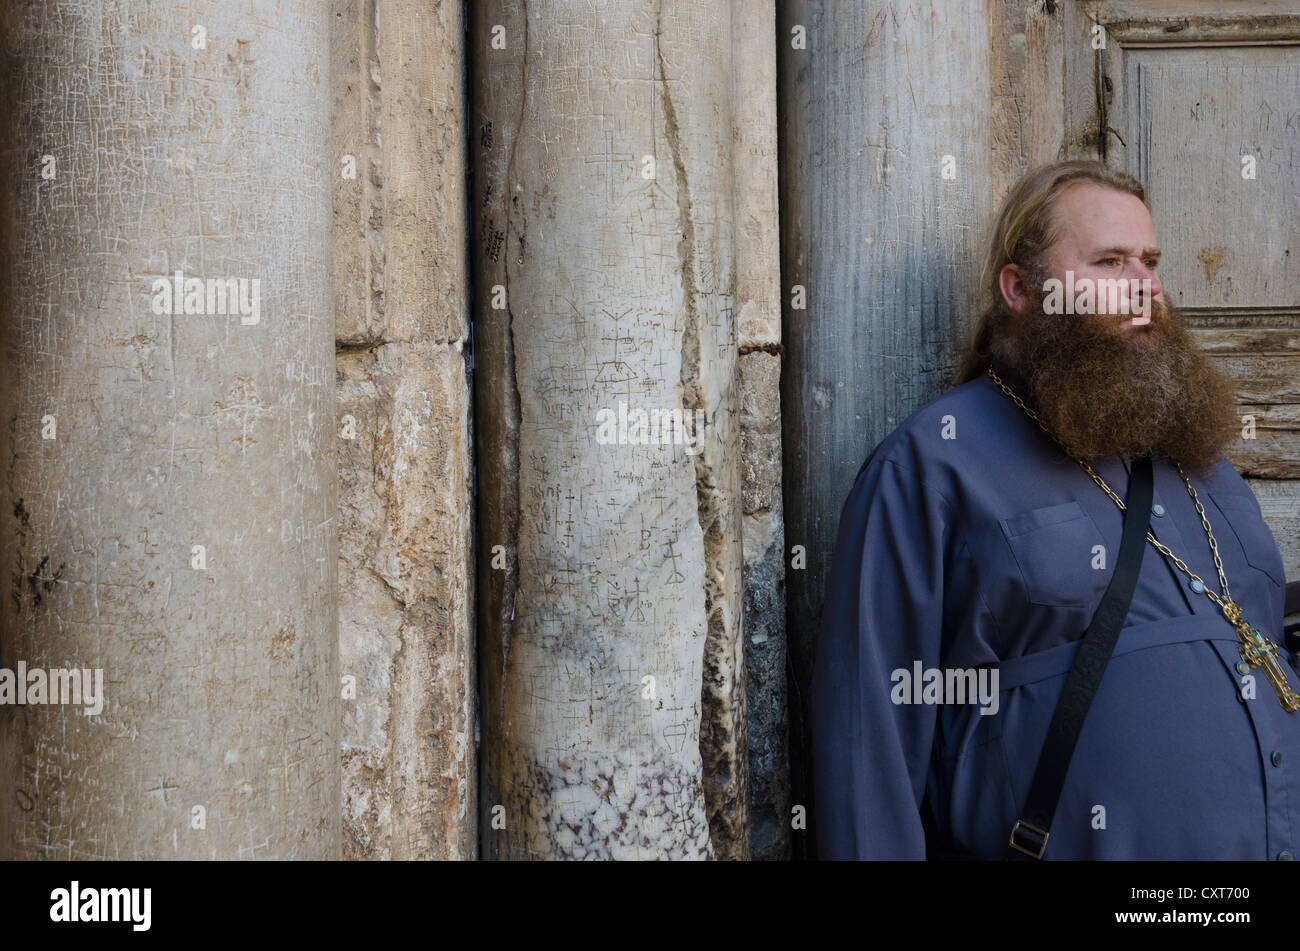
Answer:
[1099,257,1119,267]
[1144,259,1158,268]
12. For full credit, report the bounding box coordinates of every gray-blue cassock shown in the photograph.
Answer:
[812,357,1299,860]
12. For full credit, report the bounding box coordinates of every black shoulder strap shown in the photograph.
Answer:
[1008,454,1154,859]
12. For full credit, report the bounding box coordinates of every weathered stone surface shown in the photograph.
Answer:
[740,353,784,515]
[471,0,745,860]
[331,0,475,860]
[336,342,474,859]
[0,0,339,858]
[732,0,789,862]
[734,0,784,353]
[739,351,789,860]
[741,501,789,860]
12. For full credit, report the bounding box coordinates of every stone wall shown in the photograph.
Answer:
[331,0,476,860]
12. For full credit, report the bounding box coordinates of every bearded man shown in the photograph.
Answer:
[812,159,1299,860]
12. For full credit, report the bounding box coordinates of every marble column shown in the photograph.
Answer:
[0,0,340,859]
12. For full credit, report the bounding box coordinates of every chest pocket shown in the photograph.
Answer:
[999,501,1110,606]
[1208,491,1285,587]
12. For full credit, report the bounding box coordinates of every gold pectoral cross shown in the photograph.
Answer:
[1225,600,1300,713]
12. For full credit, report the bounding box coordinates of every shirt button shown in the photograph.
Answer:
[1272,751,1283,767]
[1190,579,1205,593]
[1279,851,1294,861]
[1237,661,1251,675]
[1152,503,1166,517]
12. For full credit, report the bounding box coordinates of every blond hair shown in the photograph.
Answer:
[950,160,1147,385]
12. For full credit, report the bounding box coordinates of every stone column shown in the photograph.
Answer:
[733,0,791,862]
[331,0,476,860]
[778,0,992,859]
[470,0,746,859]
[0,0,339,859]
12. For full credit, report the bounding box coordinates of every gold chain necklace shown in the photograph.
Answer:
[987,365,1299,713]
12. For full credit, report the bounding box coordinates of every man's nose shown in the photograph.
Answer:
[1128,259,1162,302]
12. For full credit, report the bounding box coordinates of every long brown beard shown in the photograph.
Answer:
[989,277,1240,480]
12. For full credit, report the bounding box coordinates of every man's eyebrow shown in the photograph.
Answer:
[1092,245,1161,260]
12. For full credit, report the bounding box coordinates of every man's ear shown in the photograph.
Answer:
[998,262,1035,317]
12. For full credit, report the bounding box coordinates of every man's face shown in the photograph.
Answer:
[990,182,1239,479]
[1041,183,1164,335]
